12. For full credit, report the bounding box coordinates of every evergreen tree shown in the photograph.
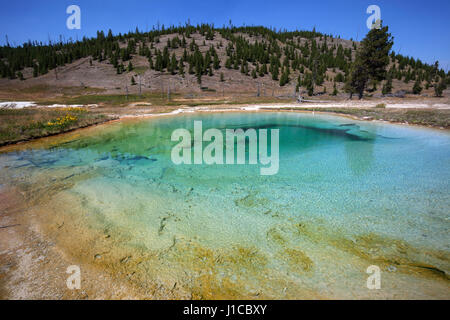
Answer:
[303,73,314,96]
[382,77,393,95]
[170,53,178,75]
[240,60,246,74]
[279,68,289,86]
[413,79,422,95]
[33,64,39,77]
[434,78,447,97]
[233,58,239,70]
[188,60,194,74]
[220,72,225,82]
[307,83,314,96]
[348,24,393,99]
[213,54,221,69]
[225,57,232,69]
[179,59,185,77]
[155,51,163,71]
[259,64,266,77]
[148,57,154,69]
[335,72,344,83]
[131,76,136,85]
[332,82,338,96]
[271,66,279,81]
[128,61,133,72]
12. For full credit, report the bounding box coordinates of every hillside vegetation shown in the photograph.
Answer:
[0,24,448,99]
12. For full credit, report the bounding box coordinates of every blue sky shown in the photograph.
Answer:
[1,0,449,70]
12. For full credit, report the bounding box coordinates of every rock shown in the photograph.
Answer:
[387,265,397,272]
[393,90,406,98]
[120,256,131,264]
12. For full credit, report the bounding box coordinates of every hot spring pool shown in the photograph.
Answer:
[0,112,449,299]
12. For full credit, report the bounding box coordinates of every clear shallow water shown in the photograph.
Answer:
[1,112,449,299]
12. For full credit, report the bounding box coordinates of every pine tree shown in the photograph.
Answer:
[304,73,314,96]
[33,64,39,77]
[271,66,279,81]
[348,24,393,99]
[162,46,170,69]
[188,60,194,74]
[179,60,185,77]
[117,63,125,75]
[382,77,393,95]
[332,82,338,96]
[213,54,220,69]
[240,60,246,74]
[335,72,344,83]
[170,53,178,75]
[155,51,163,71]
[434,78,447,97]
[259,64,265,77]
[307,83,314,96]
[233,58,239,70]
[413,79,422,95]
[128,61,133,72]
[148,57,154,69]
[220,72,225,82]
[131,76,136,85]
[225,58,232,69]
[263,63,268,74]
[279,68,289,86]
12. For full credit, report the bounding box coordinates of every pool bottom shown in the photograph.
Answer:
[2,169,448,300]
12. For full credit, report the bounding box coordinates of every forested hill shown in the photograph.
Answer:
[0,24,448,97]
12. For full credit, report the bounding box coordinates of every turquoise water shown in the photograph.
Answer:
[1,112,449,298]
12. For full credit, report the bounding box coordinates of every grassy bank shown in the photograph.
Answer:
[274,107,450,128]
[0,107,113,146]
[1,99,449,147]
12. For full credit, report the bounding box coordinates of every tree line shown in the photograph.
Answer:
[0,23,447,97]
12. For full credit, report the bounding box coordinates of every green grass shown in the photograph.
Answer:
[0,108,111,146]
[132,66,149,75]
